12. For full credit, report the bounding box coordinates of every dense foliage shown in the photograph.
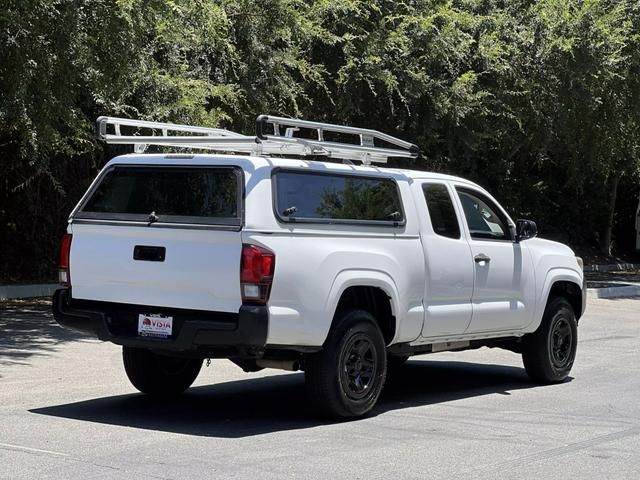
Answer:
[1,0,639,281]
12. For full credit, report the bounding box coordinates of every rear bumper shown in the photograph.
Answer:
[52,289,268,356]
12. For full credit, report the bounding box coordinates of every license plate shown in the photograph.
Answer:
[138,314,173,338]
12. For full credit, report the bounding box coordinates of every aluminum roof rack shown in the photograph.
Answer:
[96,115,420,165]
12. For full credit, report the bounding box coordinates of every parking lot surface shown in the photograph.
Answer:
[1,297,639,479]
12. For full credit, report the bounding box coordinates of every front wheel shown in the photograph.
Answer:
[522,297,578,383]
[122,347,202,396]
[305,310,387,419]
[388,354,410,369]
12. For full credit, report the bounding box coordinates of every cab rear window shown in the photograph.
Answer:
[76,166,242,226]
[273,170,404,225]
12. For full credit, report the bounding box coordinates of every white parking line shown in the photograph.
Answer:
[0,442,69,457]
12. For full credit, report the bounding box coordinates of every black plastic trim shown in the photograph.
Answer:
[52,289,268,354]
[133,245,166,262]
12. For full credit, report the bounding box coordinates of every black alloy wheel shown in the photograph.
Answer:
[340,333,378,401]
[549,317,573,369]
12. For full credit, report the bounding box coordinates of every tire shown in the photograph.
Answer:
[522,297,578,383]
[388,354,409,369]
[305,310,387,419]
[385,354,410,386]
[122,347,203,396]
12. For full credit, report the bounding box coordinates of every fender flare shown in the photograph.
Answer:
[323,269,402,345]
[531,267,583,331]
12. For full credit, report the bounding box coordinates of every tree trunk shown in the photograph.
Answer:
[601,173,621,257]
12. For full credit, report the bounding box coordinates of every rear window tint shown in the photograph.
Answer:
[423,183,461,239]
[78,167,241,225]
[273,171,404,225]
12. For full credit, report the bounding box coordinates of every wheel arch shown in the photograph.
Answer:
[324,271,401,346]
[535,268,584,330]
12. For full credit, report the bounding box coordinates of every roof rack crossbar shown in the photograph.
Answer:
[96,115,420,165]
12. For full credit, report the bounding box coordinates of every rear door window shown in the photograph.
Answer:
[77,166,242,226]
[273,170,404,225]
[422,183,461,239]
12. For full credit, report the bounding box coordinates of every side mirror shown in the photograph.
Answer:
[515,219,538,242]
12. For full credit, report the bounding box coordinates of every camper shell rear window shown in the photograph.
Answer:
[75,166,243,226]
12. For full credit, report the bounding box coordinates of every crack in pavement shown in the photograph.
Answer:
[463,425,640,478]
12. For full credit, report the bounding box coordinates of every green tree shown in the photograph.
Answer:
[1,0,639,281]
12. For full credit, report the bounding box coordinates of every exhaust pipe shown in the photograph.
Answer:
[256,359,300,371]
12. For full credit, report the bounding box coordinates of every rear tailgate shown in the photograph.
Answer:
[69,164,243,312]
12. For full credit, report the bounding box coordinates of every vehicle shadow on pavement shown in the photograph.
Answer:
[30,359,557,438]
[0,300,90,369]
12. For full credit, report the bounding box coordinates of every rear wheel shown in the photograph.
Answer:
[522,297,577,383]
[122,347,202,396]
[305,310,387,419]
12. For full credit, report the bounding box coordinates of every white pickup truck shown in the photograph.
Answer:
[53,115,586,418]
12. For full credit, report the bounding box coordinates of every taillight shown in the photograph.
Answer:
[240,243,275,304]
[59,233,72,287]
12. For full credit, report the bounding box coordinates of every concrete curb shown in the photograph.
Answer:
[584,263,640,273]
[588,285,640,299]
[0,284,57,300]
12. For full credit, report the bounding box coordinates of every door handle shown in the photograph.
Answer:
[474,253,491,264]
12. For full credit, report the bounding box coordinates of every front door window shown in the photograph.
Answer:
[457,188,511,241]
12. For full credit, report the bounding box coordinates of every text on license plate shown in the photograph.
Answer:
[138,314,173,338]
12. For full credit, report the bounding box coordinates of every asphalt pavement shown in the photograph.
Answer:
[0,297,639,479]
